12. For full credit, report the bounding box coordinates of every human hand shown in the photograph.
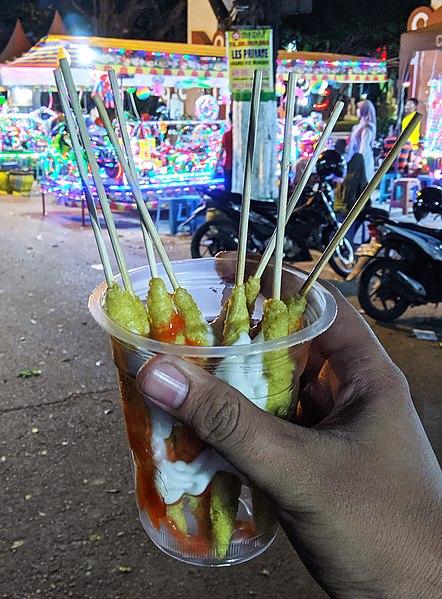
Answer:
[136,285,442,598]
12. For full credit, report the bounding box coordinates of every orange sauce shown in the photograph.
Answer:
[231,520,256,542]
[166,425,206,463]
[192,487,212,540]
[183,337,203,347]
[150,312,185,343]
[120,373,248,552]
[119,374,166,529]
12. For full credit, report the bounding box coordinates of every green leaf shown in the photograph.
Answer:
[18,370,32,378]
[18,368,42,378]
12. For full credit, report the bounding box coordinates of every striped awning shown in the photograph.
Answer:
[0,35,228,89]
[0,36,388,89]
[277,51,388,83]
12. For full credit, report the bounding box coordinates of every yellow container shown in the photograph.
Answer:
[0,170,11,194]
[9,172,35,196]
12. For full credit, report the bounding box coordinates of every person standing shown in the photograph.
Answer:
[382,124,413,174]
[215,112,233,192]
[402,97,420,150]
[347,99,377,181]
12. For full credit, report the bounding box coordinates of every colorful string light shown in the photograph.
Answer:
[424,79,442,158]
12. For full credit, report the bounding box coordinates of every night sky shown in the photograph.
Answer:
[0,0,432,56]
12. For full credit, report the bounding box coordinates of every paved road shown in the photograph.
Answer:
[1,193,440,599]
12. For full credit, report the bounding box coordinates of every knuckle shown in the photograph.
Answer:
[188,379,243,447]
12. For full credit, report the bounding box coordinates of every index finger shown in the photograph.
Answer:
[313,282,407,395]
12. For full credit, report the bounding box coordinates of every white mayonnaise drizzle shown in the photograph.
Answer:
[215,332,268,410]
[148,332,268,505]
[150,403,236,505]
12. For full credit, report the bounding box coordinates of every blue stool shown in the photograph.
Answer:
[417,175,434,189]
[156,196,201,235]
[378,173,397,203]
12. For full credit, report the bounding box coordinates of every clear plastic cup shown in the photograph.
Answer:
[89,256,337,566]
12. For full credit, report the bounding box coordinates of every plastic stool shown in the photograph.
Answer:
[378,173,398,203]
[155,196,200,235]
[170,197,199,234]
[417,174,434,189]
[390,178,421,214]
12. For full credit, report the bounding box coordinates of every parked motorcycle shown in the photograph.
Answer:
[187,150,358,277]
[357,206,442,321]
[413,185,442,222]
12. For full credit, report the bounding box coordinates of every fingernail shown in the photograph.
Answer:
[137,361,189,409]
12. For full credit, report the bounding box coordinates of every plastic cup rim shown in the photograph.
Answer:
[88,258,337,358]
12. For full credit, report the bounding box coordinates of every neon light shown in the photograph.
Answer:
[424,79,442,157]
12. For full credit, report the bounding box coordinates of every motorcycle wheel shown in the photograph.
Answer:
[328,236,358,277]
[358,258,410,321]
[191,219,238,259]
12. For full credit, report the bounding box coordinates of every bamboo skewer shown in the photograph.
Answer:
[273,72,297,300]
[108,71,136,177]
[299,112,423,297]
[107,69,158,278]
[58,60,134,295]
[235,70,263,287]
[54,71,114,287]
[254,100,345,280]
[92,94,180,290]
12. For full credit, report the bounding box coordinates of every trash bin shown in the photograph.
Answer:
[0,169,12,194]
[9,171,35,196]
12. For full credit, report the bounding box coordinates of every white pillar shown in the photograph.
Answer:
[232,99,278,200]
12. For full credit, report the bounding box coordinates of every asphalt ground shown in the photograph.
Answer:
[1,192,440,599]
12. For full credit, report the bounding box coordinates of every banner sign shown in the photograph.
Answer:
[226,29,274,101]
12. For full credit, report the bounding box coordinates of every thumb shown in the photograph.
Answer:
[136,355,323,504]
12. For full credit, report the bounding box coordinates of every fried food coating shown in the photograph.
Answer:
[105,283,150,336]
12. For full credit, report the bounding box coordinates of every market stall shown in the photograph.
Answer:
[399,19,442,157]
[0,34,229,205]
[275,51,389,161]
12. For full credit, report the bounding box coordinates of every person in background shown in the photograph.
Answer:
[402,97,420,150]
[334,138,347,156]
[347,99,377,181]
[382,124,413,174]
[334,132,369,244]
[408,140,426,177]
[215,112,233,192]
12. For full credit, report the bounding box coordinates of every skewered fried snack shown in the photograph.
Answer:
[286,294,307,334]
[174,287,213,346]
[244,275,261,316]
[105,284,150,337]
[222,284,250,346]
[146,278,185,344]
[210,472,242,558]
[261,299,294,417]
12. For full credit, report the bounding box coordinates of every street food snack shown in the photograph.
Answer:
[59,59,420,566]
[105,283,150,336]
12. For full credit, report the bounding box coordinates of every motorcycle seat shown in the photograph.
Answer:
[393,221,442,241]
[250,199,277,218]
[365,207,389,222]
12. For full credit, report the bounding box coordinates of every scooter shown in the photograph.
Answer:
[348,187,442,283]
[185,182,358,277]
[356,211,442,321]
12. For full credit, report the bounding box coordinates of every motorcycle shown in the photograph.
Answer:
[356,209,442,321]
[186,150,358,278]
[348,186,442,283]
